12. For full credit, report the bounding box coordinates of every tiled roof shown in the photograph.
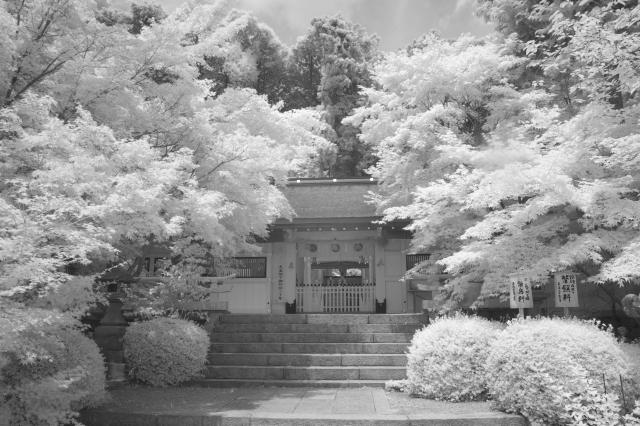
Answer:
[282,178,379,219]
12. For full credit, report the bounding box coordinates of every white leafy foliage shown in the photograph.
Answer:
[486,318,630,426]
[123,317,210,386]
[0,306,107,425]
[0,101,195,296]
[0,4,15,89]
[625,401,640,426]
[357,24,640,305]
[457,102,640,290]
[0,0,332,306]
[406,315,502,401]
[595,238,640,284]
[349,35,525,213]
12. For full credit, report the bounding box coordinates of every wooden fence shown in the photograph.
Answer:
[295,283,376,313]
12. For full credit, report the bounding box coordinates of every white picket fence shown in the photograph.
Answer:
[295,284,375,313]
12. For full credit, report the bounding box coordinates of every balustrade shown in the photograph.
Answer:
[295,282,376,313]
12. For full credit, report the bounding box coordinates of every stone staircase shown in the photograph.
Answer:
[198,313,426,387]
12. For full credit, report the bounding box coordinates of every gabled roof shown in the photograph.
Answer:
[280,178,379,221]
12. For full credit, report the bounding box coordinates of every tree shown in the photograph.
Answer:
[189,8,290,104]
[0,0,103,108]
[289,15,380,177]
[0,96,197,307]
[96,3,168,34]
[0,0,331,315]
[475,0,639,109]
[348,33,526,217]
[352,3,640,311]
[129,2,166,34]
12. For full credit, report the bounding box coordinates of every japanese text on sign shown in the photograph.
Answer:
[509,274,534,308]
[554,272,579,307]
[277,265,284,302]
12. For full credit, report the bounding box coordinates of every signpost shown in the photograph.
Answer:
[509,274,533,317]
[277,265,284,302]
[554,272,579,316]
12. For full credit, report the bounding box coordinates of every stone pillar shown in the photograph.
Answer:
[93,293,128,383]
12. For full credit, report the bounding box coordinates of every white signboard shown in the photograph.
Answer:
[509,274,534,309]
[554,272,579,308]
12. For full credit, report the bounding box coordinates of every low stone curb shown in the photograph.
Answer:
[80,409,526,426]
[79,386,526,426]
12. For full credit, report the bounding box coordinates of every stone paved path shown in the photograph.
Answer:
[80,386,525,425]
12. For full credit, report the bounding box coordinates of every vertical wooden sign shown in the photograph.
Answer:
[554,272,578,316]
[509,274,533,317]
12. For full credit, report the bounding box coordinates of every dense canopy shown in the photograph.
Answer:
[1,0,639,315]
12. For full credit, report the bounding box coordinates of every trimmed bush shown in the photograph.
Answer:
[624,400,640,425]
[405,314,502,401]
[486,317,631,425]
[123,317,209,386]
[565,387,623,426]
[0,307,106,426]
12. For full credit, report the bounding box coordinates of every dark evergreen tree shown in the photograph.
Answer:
[288,16,380,177]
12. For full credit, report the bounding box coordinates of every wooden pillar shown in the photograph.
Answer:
[374,239,386,311]
[304,256,311,285]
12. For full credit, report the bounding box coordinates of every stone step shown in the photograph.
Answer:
[210,332,413,343]
[208,353,407,366]
[190,378,388,388]
[221,314,309,324]
[209,342,408,354]
[220,313,427,325]
[213,322,422,334]
[204,365,406,380]
[203,314,419,388]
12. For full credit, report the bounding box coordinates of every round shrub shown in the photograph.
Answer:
[405,314,502,401]
[123,317,209,386]
[1,308,106,426]
[486,317,631,425]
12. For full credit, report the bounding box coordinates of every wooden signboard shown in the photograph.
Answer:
[554,272,579,308]
[509,274,534,311]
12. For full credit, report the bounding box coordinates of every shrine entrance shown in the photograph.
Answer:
[295,260,375,313]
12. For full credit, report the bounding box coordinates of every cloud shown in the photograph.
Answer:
[235,0,366,44]
[124,0,494,50]
[454,0,474,13]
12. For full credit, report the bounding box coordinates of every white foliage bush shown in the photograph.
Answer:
[0,308,106,426]
[486,318,630,425]
[624,400,640,425]
[405,314,502,401]
[621,342,640,412]
[123,317,210,386]
[565,384,622,426]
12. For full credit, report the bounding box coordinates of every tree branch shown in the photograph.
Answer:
[198,153,246,182]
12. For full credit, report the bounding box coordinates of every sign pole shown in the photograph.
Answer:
[563,306,569,317]
[519,307,525,318]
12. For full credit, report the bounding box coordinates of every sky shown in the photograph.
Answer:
[132,0,495,51]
